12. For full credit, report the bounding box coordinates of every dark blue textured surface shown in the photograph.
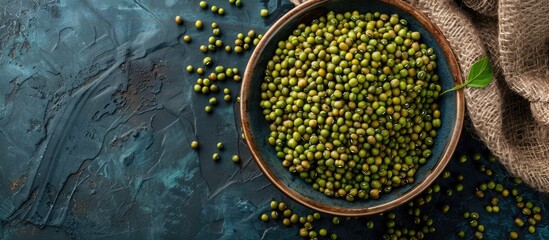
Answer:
[0,0,547,239]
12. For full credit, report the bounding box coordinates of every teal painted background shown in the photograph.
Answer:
[0,0,547,239]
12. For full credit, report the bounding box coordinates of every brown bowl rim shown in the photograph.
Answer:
[240,0,464,216]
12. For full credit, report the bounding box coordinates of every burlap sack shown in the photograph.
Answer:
[291,0,549,192]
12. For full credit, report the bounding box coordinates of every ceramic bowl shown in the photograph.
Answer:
[240,0,464,216]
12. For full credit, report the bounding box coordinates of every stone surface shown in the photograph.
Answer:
[0,0,547,239]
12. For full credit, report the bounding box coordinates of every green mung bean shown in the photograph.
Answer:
[195,20,203,29]
[175,16,183,25]
[260,9,269,17]
[183,35,191,42]
[199,1,207,8]
[191,141,199,149]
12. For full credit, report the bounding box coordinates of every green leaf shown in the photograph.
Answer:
[441,56,493,95]
[466,56,493,88]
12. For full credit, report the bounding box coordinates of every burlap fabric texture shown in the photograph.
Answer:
[290,0,549,192]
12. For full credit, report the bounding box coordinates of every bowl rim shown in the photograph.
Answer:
[241,0,464,216]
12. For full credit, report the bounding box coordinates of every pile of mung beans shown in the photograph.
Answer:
[260,11,441,201]
[259,152,544,239]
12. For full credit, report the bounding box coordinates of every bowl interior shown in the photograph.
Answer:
[242,0,463,215]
